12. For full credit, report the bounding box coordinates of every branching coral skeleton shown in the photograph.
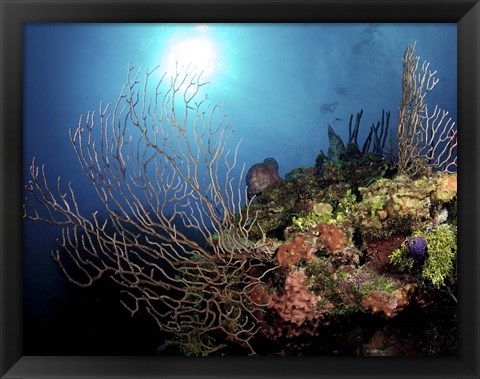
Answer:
[397,42,457,176]
[24,63,277,355]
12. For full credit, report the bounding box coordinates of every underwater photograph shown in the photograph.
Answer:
[23,23,458,356]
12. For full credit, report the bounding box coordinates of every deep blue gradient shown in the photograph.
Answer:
[23,23,456,354]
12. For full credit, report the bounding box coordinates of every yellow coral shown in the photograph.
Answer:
[312,202,333,216]
[432,173,457,201]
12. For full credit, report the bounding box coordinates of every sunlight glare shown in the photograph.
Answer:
[165,36,218,78]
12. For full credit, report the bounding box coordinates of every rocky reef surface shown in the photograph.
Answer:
[229,136,458,356]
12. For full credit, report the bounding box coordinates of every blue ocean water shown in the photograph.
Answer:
[23,23,456,354]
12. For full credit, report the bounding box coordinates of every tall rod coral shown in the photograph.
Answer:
[23,63,274,355]
[397,42,457,176]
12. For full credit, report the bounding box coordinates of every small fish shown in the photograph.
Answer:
[335,87,348,96]
[320,101,339,114]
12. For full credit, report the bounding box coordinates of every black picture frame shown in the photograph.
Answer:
[1,0,479,378]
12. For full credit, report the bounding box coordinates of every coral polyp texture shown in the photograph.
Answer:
[24,42,457,356]
[314,223,347,254]
[268,270,322,327]
[361,283,416,318]
[276,235,314,267]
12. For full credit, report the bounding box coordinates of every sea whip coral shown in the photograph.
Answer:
[23,64,273,356]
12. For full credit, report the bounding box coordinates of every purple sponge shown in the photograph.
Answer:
[407,236,427,260]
